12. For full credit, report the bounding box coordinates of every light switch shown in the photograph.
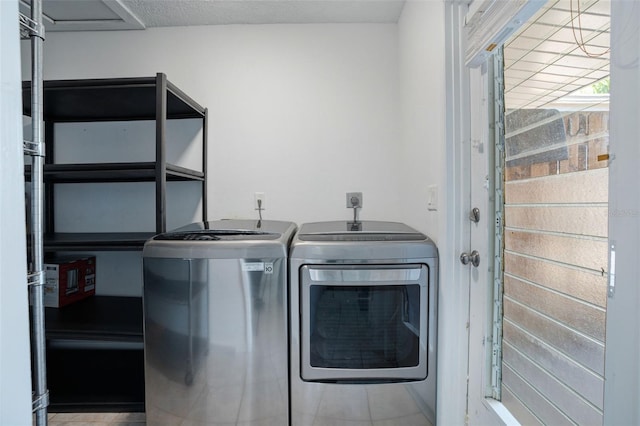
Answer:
[427,185,438,211]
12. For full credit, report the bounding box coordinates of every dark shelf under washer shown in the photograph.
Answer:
[45,297,145,413]
[44,232,156,251]
[45,296,143,343]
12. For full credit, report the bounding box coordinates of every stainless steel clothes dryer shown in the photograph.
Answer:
[289,221,438,425]
[143,220,296,426]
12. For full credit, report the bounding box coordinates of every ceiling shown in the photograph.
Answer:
[504,0,610,109]
[19,0,407,31]
[21,0,610,108]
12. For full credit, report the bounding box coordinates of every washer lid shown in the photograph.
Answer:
[154,229,279,241]
[297,221,426,242]
[154,219,289,241]
[143,220,297,259]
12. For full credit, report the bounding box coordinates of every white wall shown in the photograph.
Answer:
[24,23,403,227]
[1,0,34,423]
[396,3,448,418]
[397,0,445,240]
[22,20,452,297]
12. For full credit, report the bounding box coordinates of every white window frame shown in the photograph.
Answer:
[603,1,640,424]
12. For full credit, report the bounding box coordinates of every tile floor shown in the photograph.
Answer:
[41,409,434,426]
[42,412,145,425]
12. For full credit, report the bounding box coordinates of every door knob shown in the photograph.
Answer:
[460,250,480,267]
[469,207,480,223]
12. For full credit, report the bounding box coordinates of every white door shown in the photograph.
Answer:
[442,4,506,423]
[467,29,612,426]
[452,1,639,425]
[465,58,512,425]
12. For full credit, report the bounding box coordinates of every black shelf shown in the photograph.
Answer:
[45,296,143,342]
[47,347,145,413]
[22,76,205,122]
[26,162,204,183]
[29,73,209,235]
[24,74,208,413]
[45,297,145,413]
[44,232,156,251]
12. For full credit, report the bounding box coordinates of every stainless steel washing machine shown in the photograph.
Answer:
[142,219,296,425]
[289,221,438,426]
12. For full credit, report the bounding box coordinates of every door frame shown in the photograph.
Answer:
[603,1,640,424]
[466,60,513,425]
[439,2,472,425]
[442,2,525,425]
[445,1,639,425]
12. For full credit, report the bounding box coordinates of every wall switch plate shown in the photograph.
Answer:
[346,192,363,208]
[427,185,438,211]
[254,192,265,210]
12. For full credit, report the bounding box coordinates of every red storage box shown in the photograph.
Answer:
[43,256,96,308]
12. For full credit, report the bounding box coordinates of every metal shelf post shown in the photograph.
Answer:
[21,0,49,424]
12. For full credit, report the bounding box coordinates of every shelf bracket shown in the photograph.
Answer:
[24,140,45,157]
[32,389,49,412]
[19,13,45,40]
[27,270,45,287]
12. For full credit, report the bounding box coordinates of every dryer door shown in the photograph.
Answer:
[300,264,429,382]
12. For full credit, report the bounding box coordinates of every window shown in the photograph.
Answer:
[499,1,610,423]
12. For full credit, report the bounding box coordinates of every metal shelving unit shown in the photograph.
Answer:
[20,0,48,424]
[20,73,208,412]
[19,0,207,414]
[22,74,208,237]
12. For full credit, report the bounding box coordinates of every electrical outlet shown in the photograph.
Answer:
[346,192,363,208]
[254,192,265,210]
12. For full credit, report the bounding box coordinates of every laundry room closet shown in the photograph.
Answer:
[15,0,447,419]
